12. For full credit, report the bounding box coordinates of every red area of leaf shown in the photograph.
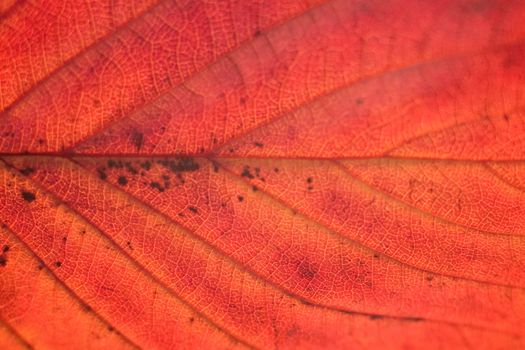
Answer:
[1,0,525,349]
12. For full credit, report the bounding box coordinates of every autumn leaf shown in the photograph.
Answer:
[1,0,525,349]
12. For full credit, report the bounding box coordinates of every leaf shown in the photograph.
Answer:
[0,0,524,349]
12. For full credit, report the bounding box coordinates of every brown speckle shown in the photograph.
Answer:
[158,158,199,173]
[55,261,62,268]
[150,181,165,192]
[237,195,244,202]
[20,167,35,176]
[97,167,107,180]
[241,166,254,179]
[131,130,144,150]
[117,176,128,186]
[0,255,6,267]
[188,206,198,213]
[21,191,36,202]
[2,245,9,253]
[140,161,152,170]
[254,142,263,148]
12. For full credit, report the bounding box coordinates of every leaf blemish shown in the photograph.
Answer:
[55,261,62,268]
[158,157,199,173]
[20,167,35,175]
[150,181,165,192]
[117,176,128,186]
[21,190,36,202]
[188,206,198,213]
[97,167,107,180]
[241,166,254,179]
[131,129,144,150]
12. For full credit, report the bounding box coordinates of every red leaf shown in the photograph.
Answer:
[1,0,524,349]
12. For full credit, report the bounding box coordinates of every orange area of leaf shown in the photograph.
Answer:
[1,0,525,349]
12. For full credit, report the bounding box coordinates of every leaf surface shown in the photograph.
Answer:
[1,0,525,349]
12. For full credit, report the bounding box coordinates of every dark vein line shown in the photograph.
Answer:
[205,40,525,157]
[62,156,521,336]
[0,218,140,350]
[0,0,164,115]
[334,160,524,238]
[5,153,525,164]
[0,315,33,349]
[63,0,331,152]
[483,163,525,194]
[216,158,525,293]
[0,157,258,350]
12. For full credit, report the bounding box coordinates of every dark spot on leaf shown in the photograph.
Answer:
[254,142,263,148]
[0,255,6,267]
[373,253,379,259]
[254,28,262,37]
[107,159,123,168]
[140,161,151,170]
[237,195,244,202]
[37,138,45,145]
[127,241,133,250]
[503,114,510,121]
[252,185,258,192]
[426,275,434,282]
[97,167,107,180]
[107,326,114,332]
[124,162,138,175]
[20,167,35,176]
[369,315,384,320]
[188,206,198,213]
[117,176,128,186]
[298,261,317,280]
[403,317,423,322]
[21,191,36,202]
[189,317,195,323]
[158,158,199,173]
[2,245,9,253]
[55,261,62,268]
[306,177,313,183]
[274,168,279,173]
[37,263,44,270]
[241,166,254,179]
[131,130,144,150]
[150,181,165,192]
